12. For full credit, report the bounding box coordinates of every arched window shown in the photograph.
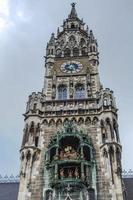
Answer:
[80,38,86,47]
[75,84,85,99]
[73,47,79,56]
[51,49,53,55]
[90,46,93,52]
[58,85,67,100]
[82,47,87,56]
[64,48,71,57]
[71,23,75,29]
[56,49,61,57]
[93,46,96,52]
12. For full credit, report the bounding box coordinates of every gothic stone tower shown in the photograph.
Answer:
[18,3,124,200]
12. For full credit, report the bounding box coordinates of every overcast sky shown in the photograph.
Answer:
[0,0,133,176]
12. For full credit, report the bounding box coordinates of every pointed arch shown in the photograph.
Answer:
[81,47,87,56]
[80,38,86,47]
[71,117,77,124]
[73,47,79,56]
[75,83,85,99]
[56,118,62,126]
[64,48,71,57]
[42,119,48,126]
[92,117,98,125]
[63,118,69,125]
[78,117,84,125]
[49,119,55,126]
[85,117,91,125]
[58,84,67,100]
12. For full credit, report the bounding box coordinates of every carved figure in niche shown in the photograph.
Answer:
[64,146,79,160]
[69,87,74,98]
[60,168,64,179]
[68,169,73,178]
[74,167,79,178]
[59,146,79,160]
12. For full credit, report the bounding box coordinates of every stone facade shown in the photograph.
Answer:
[18,3,124,200]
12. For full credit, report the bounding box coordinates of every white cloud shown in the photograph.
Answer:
[0,0,11,31]
[17,10,31,22]
[0,0,9,16]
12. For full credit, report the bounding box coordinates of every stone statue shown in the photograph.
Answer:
[74,167,79,178]
[48,191,53,200]
[68,169,73,178]
[60,168,64,178]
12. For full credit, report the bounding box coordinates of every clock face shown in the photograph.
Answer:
[60,61,83,73]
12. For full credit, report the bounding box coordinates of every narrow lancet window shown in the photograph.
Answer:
[75,84,85,99]
[58,85,67,100]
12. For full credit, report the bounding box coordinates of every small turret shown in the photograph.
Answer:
[46,33,56,56]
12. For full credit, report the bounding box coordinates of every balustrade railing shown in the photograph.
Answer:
[0,175,19,183]
[122,169,133,178]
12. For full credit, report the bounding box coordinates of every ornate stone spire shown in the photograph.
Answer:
[68,3,78,19]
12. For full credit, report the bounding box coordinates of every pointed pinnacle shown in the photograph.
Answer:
[69,2,78,19]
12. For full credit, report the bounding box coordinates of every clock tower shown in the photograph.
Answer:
[18,3,124,200]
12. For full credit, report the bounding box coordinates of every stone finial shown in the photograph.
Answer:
[49,33,55,44]
[68,2,78,19]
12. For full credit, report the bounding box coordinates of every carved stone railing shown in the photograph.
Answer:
[122,169,133,178]
[0,175,20,183]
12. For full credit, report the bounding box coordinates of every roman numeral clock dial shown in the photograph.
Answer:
[60,61,83,74]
